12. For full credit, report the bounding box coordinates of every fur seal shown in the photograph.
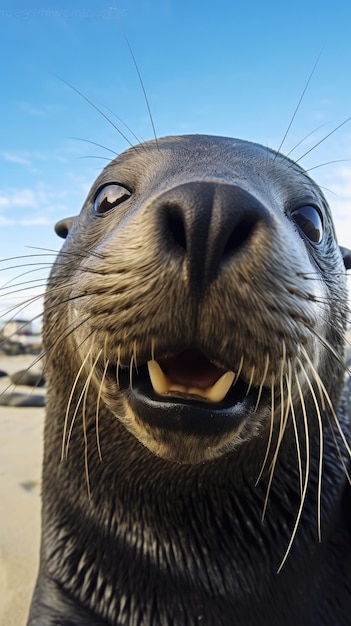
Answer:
[27,135,351,625]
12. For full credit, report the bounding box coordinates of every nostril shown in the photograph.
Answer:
[165,207,187,250]
[222,217,257,260]
[154,182,272,291]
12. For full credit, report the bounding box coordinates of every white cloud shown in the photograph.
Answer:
[0,185,77,221]
[2,152,31,166]
[17,101,61,117]
[0,215,52,226]
[0,188,43,209]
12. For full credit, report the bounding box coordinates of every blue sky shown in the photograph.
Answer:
[1,0,351,324]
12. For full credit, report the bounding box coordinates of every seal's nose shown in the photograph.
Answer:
[154,181,273,292]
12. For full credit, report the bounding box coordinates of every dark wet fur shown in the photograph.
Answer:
[7,133,347,625]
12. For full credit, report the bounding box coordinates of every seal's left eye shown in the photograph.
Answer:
[291,205,323,244]
[94,184,131,214]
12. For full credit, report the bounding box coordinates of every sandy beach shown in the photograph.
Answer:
[0,355,45,626]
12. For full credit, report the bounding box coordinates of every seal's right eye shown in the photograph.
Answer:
[94,184,132,215]
[291,205,323,244]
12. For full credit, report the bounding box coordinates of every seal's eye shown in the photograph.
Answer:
[291,205,323,244]
[94,184,131,215]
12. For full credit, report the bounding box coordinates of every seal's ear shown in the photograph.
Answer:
[55,216,77,239]
[340,246,351,270]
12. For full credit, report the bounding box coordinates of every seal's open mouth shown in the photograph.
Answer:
[121,348,269,437]
[147,349,235,403]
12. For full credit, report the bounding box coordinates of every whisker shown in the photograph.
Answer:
[102,104,146,146]
[293,115,351,165]
[305,159,351,173]
[277,365,310,573]
[58,78,138,151]
[62,346,94,461]
[303,343,351,475]
[262,343,288,521]
[286,362,303,497]
[254,353,269,413]
[124,37,159,151]
[71,136,119,156]
[0,297,44,332]
[284,123,327,158]
[116,346,121,389]
[82,348,103,498]
[309,326,350,378]
[96,358,109,462]
[1,281,48,298]
[245,365,255,397]
[274,53,322,159]
[133,340,139,375]
[299,348,324,542]
[261,342,289,522]
[25,245,106,260]
[233,354,244,385]
[129,354,134,390]
[79,155,114,163]
[256,380,275,487]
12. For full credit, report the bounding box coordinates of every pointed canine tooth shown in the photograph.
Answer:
[147,360,171,394]
[204,371,235,402]
[147,360,235,403]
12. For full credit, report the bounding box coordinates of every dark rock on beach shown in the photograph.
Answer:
[10,370,45,387]
[0,392,46,407]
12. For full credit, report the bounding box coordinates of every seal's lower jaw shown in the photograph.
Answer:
[106,349,271,464]
[128,386,263,464]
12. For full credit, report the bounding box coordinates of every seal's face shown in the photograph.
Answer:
[50,135,347,464]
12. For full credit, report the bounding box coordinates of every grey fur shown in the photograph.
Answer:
[28,136,351,625]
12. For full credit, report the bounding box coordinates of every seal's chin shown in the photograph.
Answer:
[107,349,270,463]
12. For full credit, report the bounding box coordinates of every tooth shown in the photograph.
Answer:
[147,360,235,403]
[203,371,235,402]
[147,360,171,394]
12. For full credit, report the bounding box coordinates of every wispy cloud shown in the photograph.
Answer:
[0,185,77,227]
[1,149,72,168]
[2,152,31,166]
[0,188,46,209]
[0,215,52,226]
[17,101,61,117]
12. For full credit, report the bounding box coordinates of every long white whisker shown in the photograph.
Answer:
[116,345,121,388]
[129,354,134,390]
[245,364,255,397]
[286,362,303,497]
[62,346,93,461]
[262,345,289,521]
[233,354,244,385]
[96,357,109,462]
[278,363,310,572]
[254,353,269,413]
[256,380,275,487]
[79,349,103,496]
[300,347,327,541]
[312,367,351,460]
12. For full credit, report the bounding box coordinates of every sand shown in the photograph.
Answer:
[0,355,45,626]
